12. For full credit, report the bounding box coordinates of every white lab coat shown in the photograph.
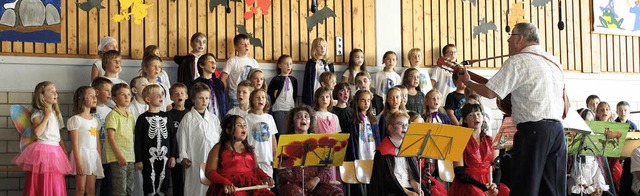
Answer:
[177,108,221,196]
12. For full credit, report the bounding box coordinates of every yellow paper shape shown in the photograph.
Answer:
[621,132,640,157]
[508,2,528,28]
[274,133,350,168]
[398,122,472,161]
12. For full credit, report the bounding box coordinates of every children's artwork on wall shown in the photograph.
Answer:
[112,0,152,25]
[531,0,551,7]
[593,0,640,36]
[236,24,263,47]
[472,18,497,38]
[306,7,335,32]
[209,0,241,13]
[243,0,271,20]
[0,0,61,43]
[76,0,105,12]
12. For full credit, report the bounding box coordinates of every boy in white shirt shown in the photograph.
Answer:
[220,34,260,107]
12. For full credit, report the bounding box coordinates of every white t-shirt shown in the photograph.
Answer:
[223,56,259,100]
[31,109,63,145]
[394,156,412,188]
[227,107,249,118]
[245,113,278,164]
[429,68,455,105]
[374,70,401,101]
[271,77,295,112]
[357,116,375,160]
[128,99,148,121]
[95,104,112,163]
[314,60,331,93]
[104,76,128,85]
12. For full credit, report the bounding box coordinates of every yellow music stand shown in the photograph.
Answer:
[621,132,640,158]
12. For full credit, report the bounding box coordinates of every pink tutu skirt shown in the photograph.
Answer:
[13,142,72,174]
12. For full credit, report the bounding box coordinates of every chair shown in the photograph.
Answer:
[339,161,359,184]
[437,159,455,183]
[200,163,211,185]
[354,160,374,184]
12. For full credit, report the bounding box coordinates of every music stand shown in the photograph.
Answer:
[398,122,473,195]
[621,132,640,158]
[274,133,350,196]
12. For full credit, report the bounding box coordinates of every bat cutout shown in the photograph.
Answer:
[209,0,241,12]
[531,0,551,7]
[306,7,336,32]
[472,18,497,38]
[461,0,476,7]
[236,24,263,47]
[77,0,105,12]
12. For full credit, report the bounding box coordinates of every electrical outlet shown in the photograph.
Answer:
[336,36,343,56]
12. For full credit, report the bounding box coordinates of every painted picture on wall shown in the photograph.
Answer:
[593,0,640,36]
[0,0,61,43]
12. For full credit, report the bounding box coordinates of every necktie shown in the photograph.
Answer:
[208,79,216,115]
[431,112,439,123]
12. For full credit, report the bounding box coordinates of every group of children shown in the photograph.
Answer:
[13,30,484,196]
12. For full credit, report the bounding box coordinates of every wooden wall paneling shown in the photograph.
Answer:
[412,0,424,66]
[401,0,412,66]
[97,0,108,54]
[2,41,10,53]
[187,0,197,56]
[351,0,364,64]
[564,0,574,71]
[146,0,159,50]
[225,1,236,58]
[263,2,273,61]
[88,7,98,55]
[470,0,478,67]
[66,0,77,54]
[281,0,290,59]
[631,37,640,72]
[197,0,207,35]
[432,0,440,66]
[325,0,335,64]
[608,35,615,72]
[216,3,226,59]
[485,0,494,68]
[168,0,178,57]
[300,0,309,62]
[254,10,264,60]
[204,0,215,57]
[455,0,463,66]
[342,0,351,64]
[317,0,327,54]
[363,0,375,66]
[35,43,44,54]
[272,0,281,60]
[500,0,508,65]
[119,13,130,57]
[461,1,470,67]
[158,0,168,58]
[446,0,455,45]
[178,0,188,56]
[580,0,593,72]
[291,0,300,61]
[109,0,119,44]
[478,0,487,68]
[130,9,144,59]
[491,0,500,68]
[623,36,638,73]
[550,1,561,69]
[621,36,628,72]
[334,0,343,63]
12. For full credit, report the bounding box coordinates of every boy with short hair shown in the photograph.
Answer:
[134,84,178,196]
[166,83,189,196]
[587,95,600,112]
[102,50,127,85]
[91,77,113,196]
[227,80,254,117]
[220,34,260,107]
[445,73,466,126]
[616,101,638,130]
[105,83,135,195]
[128,76,149,120]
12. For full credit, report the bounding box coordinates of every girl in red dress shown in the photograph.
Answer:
[205,115,275,196]
[449,103,509,196]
